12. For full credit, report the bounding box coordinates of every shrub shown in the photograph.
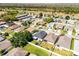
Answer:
[65,16,70,20]
[44,17,53,23]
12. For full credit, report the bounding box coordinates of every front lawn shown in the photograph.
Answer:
[53,47,74,56]
[40,41,55,50]
[31,40,74,56]
[70,38,74,50]
[23,44,49,56]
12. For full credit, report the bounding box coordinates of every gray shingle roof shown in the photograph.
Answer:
[34,31,47,39]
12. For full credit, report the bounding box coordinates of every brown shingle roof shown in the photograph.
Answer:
[9,24,20,30]
[44,33,58,43]
[26,27,34,32]
[0,40,12,50]
[55,35,72,49]
[5,47,28,56]
[0,21,6,25]
[14,26,24,32]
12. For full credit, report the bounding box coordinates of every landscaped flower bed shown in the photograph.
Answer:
[53,47,74,56]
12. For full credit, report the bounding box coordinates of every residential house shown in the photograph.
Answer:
[26,27,35,33]
[55,23,64,30]
[5,47,28,56]
[44,33,59,44]
[0,40,12,50]
[0,36,4,42]
[33,31,47,39]
[16,14,32,20]
[0,21,6,25]
[14,26,24,32]
[75,33,79,40]
[55,35,72,49]
[9,24,21,30]
[0,26,6,31]
[64,25,73,32]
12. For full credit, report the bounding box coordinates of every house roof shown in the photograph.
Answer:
[55,35,72,49]
[34,31,47,39]
[0,36,4,42]
[26,27,35,32]
[5,47,28,56]
[9,24,21,30]
[14,26,24,32]
[56,23,64,29]
[44,33,59,43]
[0,40,12,50]
[0,21,6,25]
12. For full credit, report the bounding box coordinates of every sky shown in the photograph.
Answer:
[0,0,79,3]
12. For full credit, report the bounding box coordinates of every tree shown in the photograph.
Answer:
[22,20,32,29]
[3,15,18,22]
[61,29,67,35]
[65,16,70,20]
[39,13,43,18]
[44,17,53,23]
[72,29,76,36]
[7,11,18,15]
[4,32,9,36]
[10,30,33,47]
[2,10,18,22]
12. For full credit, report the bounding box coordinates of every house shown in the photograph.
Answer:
[14,26,24,32]
[44,33,59,44]
[55,35,72,49]
[16,14,32,20]
[33,31,47,39]
[26,27,35,33]
[0,26,6,31]
[0,19,6,25]
[16,14,27,19]
[74,40,79,53]
[75,33,79,40]
[6,22,15,26]
[55,23,64,30]
[0,40,12,50]
[0,36,4,42]
[9,24,21,30]
[64,25,73,31]
[0,21,6,25]
[5,47,28,56]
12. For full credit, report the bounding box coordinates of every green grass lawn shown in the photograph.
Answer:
[31,40,74,56]
[31,40,37,44]
[53,47,74,56]
[70,38,74,50]
[6,32,17,40]
[24,44,49,56]
[0,49,2,56]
